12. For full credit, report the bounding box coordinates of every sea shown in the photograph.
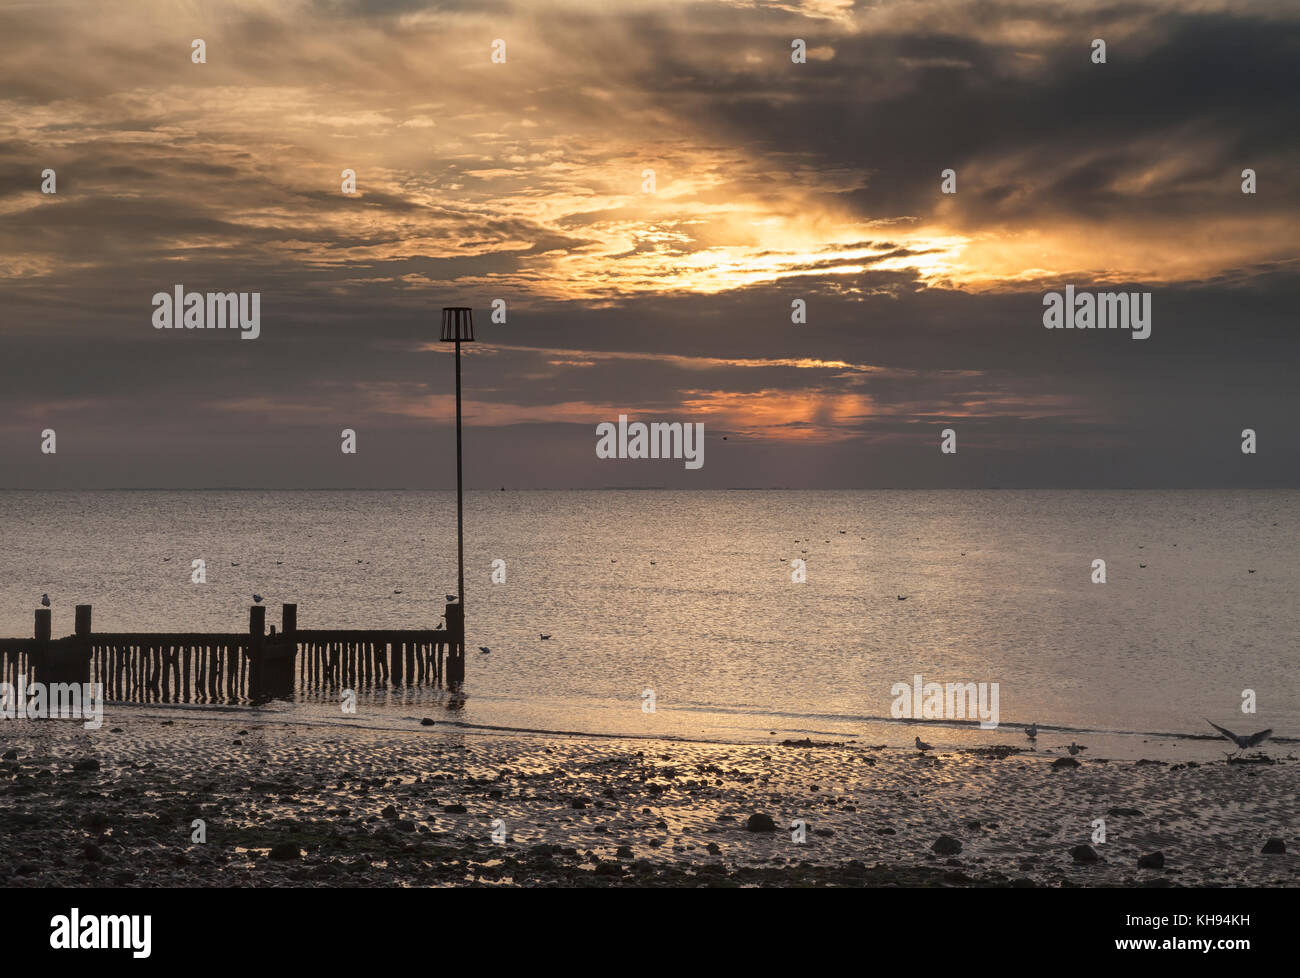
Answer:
[1,489,1295,759]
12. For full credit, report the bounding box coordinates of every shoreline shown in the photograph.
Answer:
[2,716,1294,888]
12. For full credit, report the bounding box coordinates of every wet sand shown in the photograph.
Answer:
[1,717,1295,887]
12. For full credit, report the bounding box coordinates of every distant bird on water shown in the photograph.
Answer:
[1026,723,1038,740]
[539,633,551,640]
[897,595,908,601]
[478,646,491,654]
[1204,719,1272,758]
[1067,742,1087,756]
[914,736,932,753]
[40,593,50,607]
[253,594,263,604]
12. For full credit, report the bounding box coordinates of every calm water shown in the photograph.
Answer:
[1,490,1296,753]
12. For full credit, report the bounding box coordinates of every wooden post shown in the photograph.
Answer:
[249,605,265,695]
[282,603,297,635]
[34,608,51,643]
[75,604,91,637]
[445,602,464,682]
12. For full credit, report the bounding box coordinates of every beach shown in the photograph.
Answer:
[3,717,1294,887]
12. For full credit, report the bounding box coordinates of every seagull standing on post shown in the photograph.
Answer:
[40,593,50,607]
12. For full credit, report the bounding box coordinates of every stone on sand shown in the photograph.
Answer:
[1070,844,1100,864]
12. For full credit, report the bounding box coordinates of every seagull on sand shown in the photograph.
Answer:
[1026,723,1038,740]
[1204,719,1272,758]
[914,736,932,753]
[1067,742,1087,756]
[40,593,50,607]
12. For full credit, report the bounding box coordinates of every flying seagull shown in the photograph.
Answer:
[1067,742,1087,756]
[1026,723,1038,740]
[40,593,50,607]
[1204,719,1272,757]
[914,736,932,752]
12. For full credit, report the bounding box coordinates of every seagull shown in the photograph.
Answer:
[897,595,908,601]
[231,562,240,567]
[446,594,457,602]
[1026,723,1038,740]
[40,593,50,607]
[253,594,263,604]
[649,561,656,565]
[1139,563,1147,568]
[163,557,171,562]
[1067,742,1087,756]
[478,646,490,654]
[1204,719,1272,757]
[393,589,402,594]
[1248,569,1256,574]
[914,736,932,752]
[539,633,551,640]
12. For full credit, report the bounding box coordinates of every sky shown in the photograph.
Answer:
[0,0,1297,488]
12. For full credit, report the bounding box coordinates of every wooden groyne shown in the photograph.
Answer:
[0,602,465,705]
